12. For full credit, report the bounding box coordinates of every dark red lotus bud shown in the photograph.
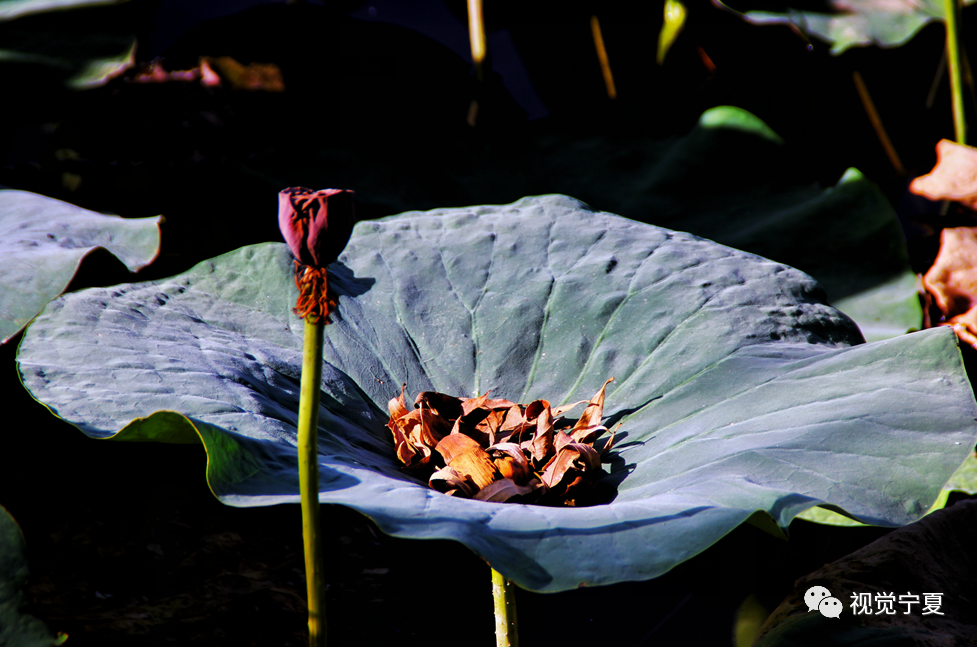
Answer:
[278,187,355,267]
[278,187,355,323]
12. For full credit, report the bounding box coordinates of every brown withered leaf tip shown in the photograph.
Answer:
[386,378,618,506]
[131,56,285,92]
[922,226,977,348]
[278,187,355,323]
[910,139,977,209]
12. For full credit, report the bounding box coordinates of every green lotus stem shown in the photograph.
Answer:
[945,0,967,143]
[491,569,519,647]
[299,316,327,647]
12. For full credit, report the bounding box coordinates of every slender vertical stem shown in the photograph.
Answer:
[466,0,487,125]
[945,0,967,143]
[467,0,486,82]
[852,71,905,175]
[591,15,617,100]
[492,569,519,647]
[299,316,326,647]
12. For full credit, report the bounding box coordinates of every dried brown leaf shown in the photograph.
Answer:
[473,478,539,503]
[435,434,499,490]
[484,397,519,410]
[416,403,449,447]
[570,424,607,445]
[415,391,463,420]
[524,399,550,421]
[540,444,602,504]
[527,404,554,465]
[922,226,977,347]
[205,56,285,92]
[554,429,574,453]
[573,378,614,433]
[499,405,526,432]
[387,383,410,422]
[461,392,490,415]
[910,139,977,209]
[430,466,476,497]
[488,443,532,483]
[552,400,588,417]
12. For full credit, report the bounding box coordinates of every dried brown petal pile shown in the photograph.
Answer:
[386,379,617,506]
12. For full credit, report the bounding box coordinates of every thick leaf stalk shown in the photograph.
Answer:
[492,569,519,647]
[946,0,967,143]
[299,316,327,646]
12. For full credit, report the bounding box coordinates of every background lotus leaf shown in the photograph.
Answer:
[17,195,977,592]
[0,189,161,344]
[0,0,135,89]
[0,0,128,22]
[0,505,61,647]
[713,0,977,55]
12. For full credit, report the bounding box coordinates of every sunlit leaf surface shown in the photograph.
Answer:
[0,190,161,344]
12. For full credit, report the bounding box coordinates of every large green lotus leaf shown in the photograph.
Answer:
[17,195,977,592]
[0,190,161,344]
[0,505,61,647]
[713,0,977,54]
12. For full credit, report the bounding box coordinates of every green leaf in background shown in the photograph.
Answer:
[0,190,161,344]
[0,505,62,647]
[0,0,128,22]
[17,196,977,592]
[581,110,920,342]
[249,107,920,341]
[713,0,977,55]
[0,0,135,88]
[657,0,687,65]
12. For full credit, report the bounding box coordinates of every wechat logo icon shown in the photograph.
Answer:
[805,586,842,618]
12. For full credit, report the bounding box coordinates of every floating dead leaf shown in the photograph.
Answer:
[386,380,618,506]
[922,227,977,347]
[910,139,977,209]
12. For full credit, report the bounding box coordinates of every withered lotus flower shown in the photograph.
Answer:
[277,187,355,322]
[386,378,616,506]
